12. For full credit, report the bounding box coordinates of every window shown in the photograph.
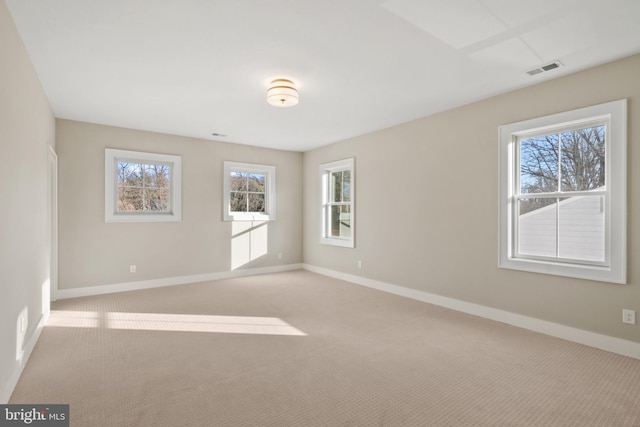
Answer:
[223,161,276,221]
[499,100,626,283]
[320,158,354,248]
[105,149,181,222]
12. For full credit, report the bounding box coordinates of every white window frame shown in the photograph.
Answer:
[498,99,626,284]
[320,158,355,248]
[223,161,276,221]
[105,148,182,222]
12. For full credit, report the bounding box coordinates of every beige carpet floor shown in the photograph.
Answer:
[10,270,640,426]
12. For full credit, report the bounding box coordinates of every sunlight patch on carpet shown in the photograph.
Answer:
[48,311,306,336]
[47,310,100,328]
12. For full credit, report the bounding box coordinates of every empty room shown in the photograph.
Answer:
[2,0,640,425]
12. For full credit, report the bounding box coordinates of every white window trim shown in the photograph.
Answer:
[498,99,626,284]
[320,158,355,248]
[105,148,182,222]
[223,161,276,221]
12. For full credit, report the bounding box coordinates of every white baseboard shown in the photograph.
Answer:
[56,264,303,300]
[303,264,640,360]
[1,312,48,404]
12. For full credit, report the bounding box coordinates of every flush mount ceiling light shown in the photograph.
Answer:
[267,79,298,107]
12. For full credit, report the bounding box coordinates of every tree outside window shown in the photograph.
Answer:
[117,162,171,212]
[498,99,626,283]
[519,125,605,214]
[105,149,181,223]
[517,124,606,262]
[320,158,355,248]
[229,172,266,214]
[223,162,276,221]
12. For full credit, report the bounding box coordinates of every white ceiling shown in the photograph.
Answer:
[6,0,640,151]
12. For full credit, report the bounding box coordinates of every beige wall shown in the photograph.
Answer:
[0,0,55,402]
[303,54,640,343]
[57,120,302,289]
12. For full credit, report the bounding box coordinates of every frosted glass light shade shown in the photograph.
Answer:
[267,79,298,107]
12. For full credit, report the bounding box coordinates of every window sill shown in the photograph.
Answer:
[320,237,354,248]
[224,214,274,222]
[499,256,625,284]
[106,212,181,223]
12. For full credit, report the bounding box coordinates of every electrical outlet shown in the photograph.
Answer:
[357,260,362,269]
[130,265,137,273]
[622,309,636,325]
[278,252,282,260]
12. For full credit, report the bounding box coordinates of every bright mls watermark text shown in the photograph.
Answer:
[0,405,68,427]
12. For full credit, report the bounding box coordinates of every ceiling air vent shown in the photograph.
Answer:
[526,61,563,76]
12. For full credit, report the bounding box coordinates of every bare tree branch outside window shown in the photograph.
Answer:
[229,172,266,213]
[519,125,605,214]
[117,162,171,212]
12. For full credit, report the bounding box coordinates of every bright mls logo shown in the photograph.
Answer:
[0,405,68,426]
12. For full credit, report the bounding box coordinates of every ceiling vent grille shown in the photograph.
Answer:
[526,61,563,76]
